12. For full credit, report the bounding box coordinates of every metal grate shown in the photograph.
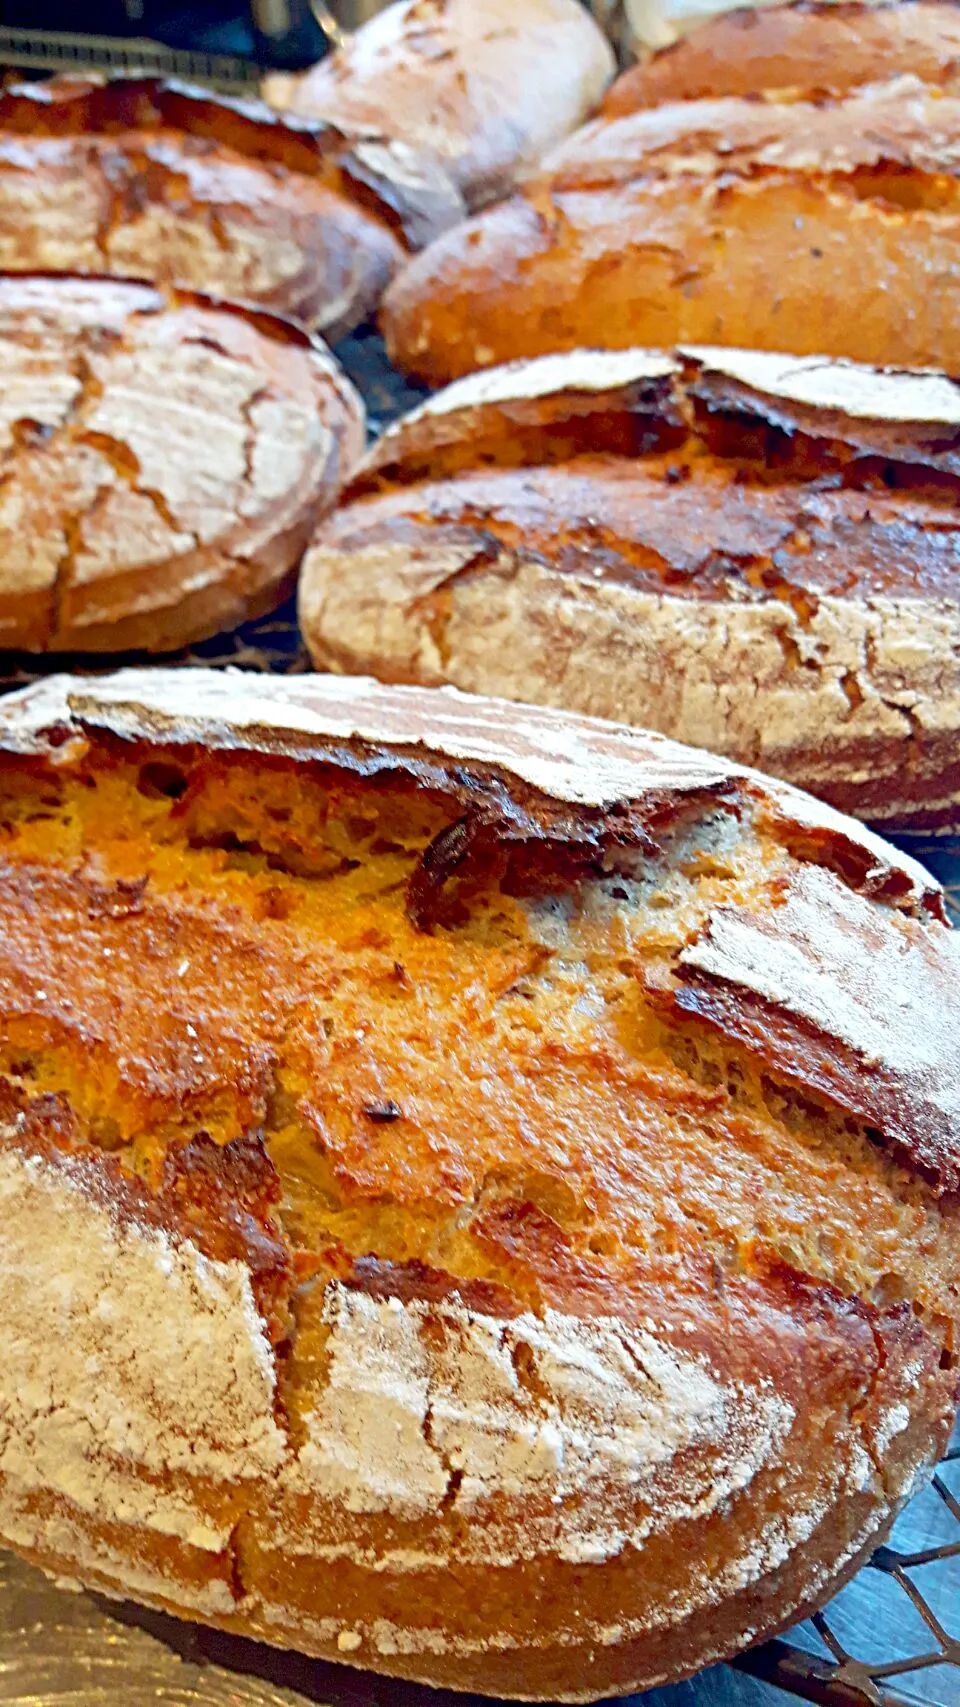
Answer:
[0,330,957,1707]
[0,27,261,91]
[739,1416,960,1706]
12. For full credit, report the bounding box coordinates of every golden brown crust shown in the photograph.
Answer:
[0,275,365,654]
[0,669,956,1699]
[380,81,960,382]
[603,0,960,114]
[0,76,452,338]
[301,346,960,831]
[264,0,615,211]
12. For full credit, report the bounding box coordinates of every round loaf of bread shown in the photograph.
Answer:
[0,667,956,1700]
[0,274,364,655]
[380,79,960,383]
[0,76,457,340]
[301,345,960,834]
[264,0,615,212]
[602,0,960,114]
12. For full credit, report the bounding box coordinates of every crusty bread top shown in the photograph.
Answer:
[2,665,959,1691]
[0,276,364,652]
[603,0,960,114]
[0,667,941,916]
[541,76,960,186]
[0,665,949,1638]
[0,74,462,249]
[359,344,960,486]
[263,0,615,210]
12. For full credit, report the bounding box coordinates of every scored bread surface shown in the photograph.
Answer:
[0,275,364,654]
[301,345,960,832]
[0,76,463,339]
[0,669,957,1699]
[380,79,960,382]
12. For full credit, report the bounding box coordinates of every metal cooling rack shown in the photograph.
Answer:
[0,329,957,1707]
[0,25,262,90]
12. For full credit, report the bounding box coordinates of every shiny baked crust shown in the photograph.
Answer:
[263,0,615,211]
[0,275,364,653]
[380,79,960,382]
[0,76,460,339]
[602,0,960,113]
[0,668,956,1699]
[301,344,960,832]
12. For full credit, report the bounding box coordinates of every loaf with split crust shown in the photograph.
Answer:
[0,75,462,341]
[301,344,960,833]
[381,79,960,382]
[0,275,364,654]
[0,667,957,1699]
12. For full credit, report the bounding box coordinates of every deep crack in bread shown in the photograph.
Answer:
[301,344,960,833]
[0,668,956,1699]
[0,275,364,655]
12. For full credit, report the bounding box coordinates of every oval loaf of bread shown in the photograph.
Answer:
[0,666,957,1699]
[0,76,463,340]
[381,79,960,382]
[264,0,616,211]
[0,275,364,654]
[302,345,960,834]
[602,0,960,114]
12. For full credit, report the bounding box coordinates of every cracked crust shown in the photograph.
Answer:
[0,75,456,339]
[263,0,615,213]
[301,345,960,832]
[0,275,364,655]
[380,79,960,383]
[0,667,956,1697]
[602,0,960,115]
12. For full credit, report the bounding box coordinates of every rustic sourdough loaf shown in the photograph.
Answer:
[301,345,960,833]
[602,0,960,114]
[0,667,957,1699]
[381,78,960,382]
[0,76,467,341]
[264,0,616,211]
[0,275,364,654]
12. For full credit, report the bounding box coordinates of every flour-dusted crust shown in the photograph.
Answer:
[602,0,960,114]
[263,0,615,212]
[0,668,956,1699]
[0,75,464,339]
[0,275,364,654]
[302,346,960,831]
[380,78,960,382]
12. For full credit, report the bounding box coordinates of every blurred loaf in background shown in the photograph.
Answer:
[604,0,960,112]
[263,0,616,210]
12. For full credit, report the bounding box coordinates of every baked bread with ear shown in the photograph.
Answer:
[0,75,466,341]
[603,0,960,114]
[264,0,616,211]
[301,344,960,834]
[0,275,364,654]
[380,79,960,382]
[0,666,957,1700]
